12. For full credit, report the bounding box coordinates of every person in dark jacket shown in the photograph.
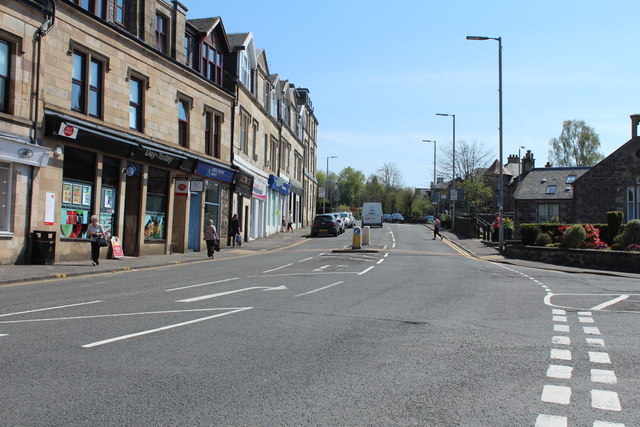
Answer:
[230,214,241,247]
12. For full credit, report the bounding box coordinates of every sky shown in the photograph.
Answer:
[186,1,640,189]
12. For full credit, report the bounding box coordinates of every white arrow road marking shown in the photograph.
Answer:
[313,265,330,272]
[0,301,101,318]
[591,295,629,311]
[294,281,344,297]
[263,263,292,273]
[82,307,252,349]
[177,285,287,303]
[166,278,239,292]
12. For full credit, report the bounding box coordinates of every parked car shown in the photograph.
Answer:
[391,213,405,223]
[383,213,392,222]
[331,212,346,234]
[338,211,355,228]
[310,214,339,237]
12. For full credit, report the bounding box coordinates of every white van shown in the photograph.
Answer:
[361,202,383,228]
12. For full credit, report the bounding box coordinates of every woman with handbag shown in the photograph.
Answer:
[87,215,106,266]
[204,219,218,259]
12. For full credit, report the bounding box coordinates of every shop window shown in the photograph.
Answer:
[60,147,96,239]
[145,167,168,240]
[0,162,11,232]
[100,156,120,236]
[204,180,220,232]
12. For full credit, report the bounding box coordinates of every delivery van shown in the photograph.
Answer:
[361,202,383,228]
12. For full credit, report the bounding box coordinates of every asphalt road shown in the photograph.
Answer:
[0,224,638,426]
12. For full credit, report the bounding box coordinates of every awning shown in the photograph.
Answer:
[0,136,51,167]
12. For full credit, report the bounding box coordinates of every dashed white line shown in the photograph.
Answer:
[384,253,389,258]
[535,414,567,427]
[177,285,287,303]
[166,278,239,292]
[541,385,571,405]
[550,349,572,360]
[313,265,330,272]
[579,316,595,323]
[589,351,611,364]
[263,263,292,273]
[591,295,629,311]
[554,325,570,332]
[552,336,571,345]
[552,309,566,315]
[547,365,573,379]
[591,389,622,411]
[591,369,618,384]
[0,333,8,337]
[584,326,602,335]
[587,338,606,347]
[593,421,625,427]
[294,281,344,297]
[553,315,567,322]
[358,266,374,275]
[0,301,102,317]
[298,257,314,263]
[376,259,384,265]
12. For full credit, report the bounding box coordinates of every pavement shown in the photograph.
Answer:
[1,224,638,286]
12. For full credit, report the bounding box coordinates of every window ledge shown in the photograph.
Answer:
[0,232,15,238]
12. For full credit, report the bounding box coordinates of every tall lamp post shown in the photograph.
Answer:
[466,35,504,253]
[436,113,455,230]
[422,139,437,213]
[324,155,337,213]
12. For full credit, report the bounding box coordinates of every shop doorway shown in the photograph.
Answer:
[188,192,201,251]
[123,168,141,256]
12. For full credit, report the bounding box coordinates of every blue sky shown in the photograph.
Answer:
[187,1,640,188]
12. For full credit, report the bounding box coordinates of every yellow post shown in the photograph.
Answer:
[352,227,361,249]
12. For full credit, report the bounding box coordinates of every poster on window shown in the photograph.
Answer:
[103,188,114,209]
[62,183,72,204]
[144,212,166,240]
[72,184,82,205]
[59,208,89,238]
[82,186,92,206]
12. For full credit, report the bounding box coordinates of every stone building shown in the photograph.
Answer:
[573,114,640,224]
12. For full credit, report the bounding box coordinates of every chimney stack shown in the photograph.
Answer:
[631,114,640,138]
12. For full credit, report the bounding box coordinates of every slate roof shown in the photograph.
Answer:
[485,159,513,176]
[227,32,250,49]
[514,167,591,200]
[187,17,221,34]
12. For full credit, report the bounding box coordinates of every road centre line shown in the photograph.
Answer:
[0,301,101,318]
[82,307,253,349]
[165,277,239,292]
[177,285,287,303]
[247,272,360,278]
[376,259,384,264]
[591,295,630,311]
[298,257,314,262]
[0,307,247,324]
[263,263,292,273]
[358,266,375,275]
[294,281,344,297]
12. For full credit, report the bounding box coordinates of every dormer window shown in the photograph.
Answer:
[566,174,577,183]
[202,44,223,85]
[546,185,557,194]
[155,14,168,54]
[240,52,250,88]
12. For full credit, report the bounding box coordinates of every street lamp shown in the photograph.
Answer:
[324,155,337,214]
[466,35,504,253]
[436,113,455,230]
[422,139,437,213]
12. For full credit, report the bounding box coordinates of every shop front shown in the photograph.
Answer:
[251,176,268,240]
[268,174,290,233]
[193,160,235,248]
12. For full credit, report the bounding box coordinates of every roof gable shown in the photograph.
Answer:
[514,167,590,200]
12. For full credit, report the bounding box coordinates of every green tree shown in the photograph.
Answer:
[411,195,433,216]
[337,167,366,207]
[361,175,384,206]
[458,179,493,214]
[548,120,605,166]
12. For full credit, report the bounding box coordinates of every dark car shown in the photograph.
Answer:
[391,213,405,223]
[383,213,392,222]
[310,214,339,237]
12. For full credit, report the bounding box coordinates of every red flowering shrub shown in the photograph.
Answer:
[584,224,608,249]
[627,243,640,252]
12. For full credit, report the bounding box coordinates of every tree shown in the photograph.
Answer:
[458,179,493,214]
[360,175,384,205]
[376,163,403,191]
[548,120,604,166]
[337,167,366,207]
[439,139,493,181]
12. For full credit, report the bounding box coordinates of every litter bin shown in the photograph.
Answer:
[30,230,56,265]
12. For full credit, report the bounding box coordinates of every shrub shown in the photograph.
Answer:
[627,243,640,252]
[583,224,607,249]
[535,232,552,246]
[520,224,541,246]
[610,242,623,251]
[563,225,586,248]
[621,219,640,248]
[606,211,624,243]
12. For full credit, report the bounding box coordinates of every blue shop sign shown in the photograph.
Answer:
[268,174,290,195]
[195,160,235,183]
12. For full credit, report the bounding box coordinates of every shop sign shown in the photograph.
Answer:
[252,177,268,200]
[268,174,290,195]
[175,181,189,196]
[289,180,304,196]
[235,171,254,198]
[130,146,181,169]
[190,180,204,192]
[195,160,235,183]
[58,122,78,139]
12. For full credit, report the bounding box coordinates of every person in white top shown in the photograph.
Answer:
[87,215,106,265]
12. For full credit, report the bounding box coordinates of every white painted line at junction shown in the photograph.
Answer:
[247,272,360,278]
[579,316,595,323]
[263,263,292,273]
[177,286,287,303]
[392,242,396,248]
[591,295,629,311]
[584,326,601,335]
[554,325,570,333]
[313,265,330,272]
[165,277,239,292]
[0,333,8,337]
[82,307,253,349]
[294,281,344,297]
[552,336,570,345]
[541,385,571,405]
[376,259,384,265]
[547,365,573,379]
[550,349,572,360]
[552,309,566,315]
[535,414,567,427]
[578,311,592,316]
[358,266,374,276]
[587,338,606,347]
[0,301,102,318]
[593,421,625,427]
[591,389,622,411]
[553,316,567,322]
[591,369,618,384]
[589,351,611,364]
[298,257,314,263]
[384,253,389,258]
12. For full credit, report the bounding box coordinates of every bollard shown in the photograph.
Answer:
[362,226,370,245]
[352,226,362,249]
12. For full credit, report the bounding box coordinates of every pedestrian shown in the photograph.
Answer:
[281,215,286,232]
[287,211,293,232]
[87,214,106,266]
[204,219,218,258]
[230,213,241,247]
[492,212,501,242]
[433,215,443,240]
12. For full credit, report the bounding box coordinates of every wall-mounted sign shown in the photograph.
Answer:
[175,180,189,196]
[268,174,290,195]
[194,160,235,183]
[44,192,55,225]
[252,177,268,200]
[235,171,254,198]
[58,122,78,139]
[190,180,204,192]
[130,146,182,169]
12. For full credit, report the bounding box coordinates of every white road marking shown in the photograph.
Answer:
[298,257,314,263]
[591,389,622,411]
[547,365,573,379]
[0,301,101,318]
[552,309,566,315]
[82,307,252,348]
[313,265,331,272]
[587,338,606,347]
[294,281,344,297]
[552,336,570,345]
[579,316,595,323]
[593,421,625,427]
[584,326,601,335]
[384,253,389,258]
[550,349,572,360]
[165,278,239,292]
[589,351,611,364]
[0,333,8,337]
[578,311,592,316]
[541,385,571,405]
[177,286,287,303]
[554,325,570,332]
[358,266,374,275]
[591,369,618,384]
[591,295,629,311]
[263,263,292,273]
[535,414,567,427]
[553,315,567,322]
[392,242,396,248]
[376,259,384,265]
